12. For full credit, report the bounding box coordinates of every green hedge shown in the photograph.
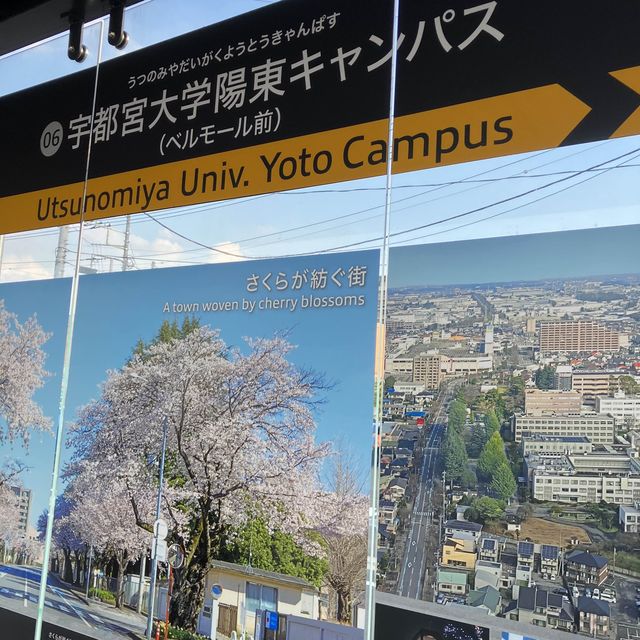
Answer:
[89,588,116,605]
[154,621,209,640]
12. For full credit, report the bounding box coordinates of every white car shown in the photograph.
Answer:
[593,588,600,599]
[572,586,580,599]
[601,593,616,604]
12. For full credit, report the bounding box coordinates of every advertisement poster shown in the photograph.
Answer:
[0,249,378,640]
[375,601,490,640]
[377,225,640,636]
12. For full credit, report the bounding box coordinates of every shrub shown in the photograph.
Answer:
[154,621,209,640]
[89,588,116,605]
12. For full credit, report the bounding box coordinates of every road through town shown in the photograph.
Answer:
[397,386,453,601]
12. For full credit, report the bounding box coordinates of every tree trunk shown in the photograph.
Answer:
[336,588,352,625]
[73,550,82,586]
[115,551,128,609]
[170,534,210,631]
[62,549,74,584]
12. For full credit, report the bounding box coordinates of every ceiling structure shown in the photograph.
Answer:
[0,0,145,58]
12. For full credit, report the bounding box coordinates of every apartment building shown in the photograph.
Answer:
[10,485,31,534]
[565,550,608,586]
[412,355,445,389]
[572,370,629,407]
[538,320,623,353]
[513,413,615,444]
[524,389,582,416]
[531,452,640,505]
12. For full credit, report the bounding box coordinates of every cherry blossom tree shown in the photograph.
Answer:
[68,326,330,629]
[37,495,84,584]
[66,477,148,607]
[0,301,50,444]
[0,485,20,560]
[316,446,369,624]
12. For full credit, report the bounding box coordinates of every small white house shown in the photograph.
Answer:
[197,560,320,638]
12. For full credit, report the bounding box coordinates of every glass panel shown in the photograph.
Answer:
[262,586,278,611]
[246,582,261,614]
[21,3,394,640]
[0,16,104,640]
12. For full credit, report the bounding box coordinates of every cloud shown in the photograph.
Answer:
[207,242,247,264]
[1,254,52,282]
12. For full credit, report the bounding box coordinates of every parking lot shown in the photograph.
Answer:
[611,575,640,639]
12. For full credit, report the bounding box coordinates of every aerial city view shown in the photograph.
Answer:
[377,226,640,640]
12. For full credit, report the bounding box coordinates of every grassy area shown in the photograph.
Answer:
[509,517,591,546]
[610,551,640,574]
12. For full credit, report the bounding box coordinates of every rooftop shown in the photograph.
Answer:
[541,545,560,561]
[577,596,611,617]
[517,541,534,557]
[437,569,467,585]
[467,586,501,613]
[566,550,608,569]
[445,519,483,532]
[210,560,315,589]
[518,586,565,614]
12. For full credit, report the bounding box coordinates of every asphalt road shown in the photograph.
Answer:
[0,564,144,640]
[396,422,443,600]
[397,389,450,601]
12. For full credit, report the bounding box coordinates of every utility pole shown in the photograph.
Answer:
[146,416,169,640]
[54,226,70,278]
[84,546,93,600]
[122,215,131,271]
[137,554,147,615]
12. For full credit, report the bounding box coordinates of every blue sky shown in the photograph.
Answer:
[0,249,379,528]
[389,224,640,288]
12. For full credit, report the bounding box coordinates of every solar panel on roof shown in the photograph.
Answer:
[541,544,559,559]
[518,541,534,556]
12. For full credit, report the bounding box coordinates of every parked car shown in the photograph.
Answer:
[601,593,616,604]
[585,588,592,598]
[572,586,580,599]
[436,595,445,605]
[593,588,600,599]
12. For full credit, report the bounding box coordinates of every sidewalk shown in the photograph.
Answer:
[56,577,147,639]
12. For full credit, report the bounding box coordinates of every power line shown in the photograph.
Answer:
[306,144,640,254]
[142,145,640,260]
[395,150,640,246]
[0,143,615,246]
